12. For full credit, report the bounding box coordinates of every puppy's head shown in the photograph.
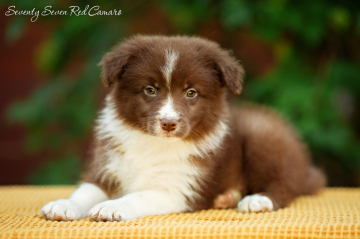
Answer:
[100,35,244,140]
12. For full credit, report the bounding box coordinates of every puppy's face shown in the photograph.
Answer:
[100,36,244,141]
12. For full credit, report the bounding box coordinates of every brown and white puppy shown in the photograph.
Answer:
[40,35,326,222]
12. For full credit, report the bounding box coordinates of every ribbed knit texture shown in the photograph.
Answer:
[0,186,359,239]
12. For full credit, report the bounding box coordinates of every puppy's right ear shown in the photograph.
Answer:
[98,41,136,87]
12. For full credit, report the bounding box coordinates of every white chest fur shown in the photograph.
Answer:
[96,100,228,208]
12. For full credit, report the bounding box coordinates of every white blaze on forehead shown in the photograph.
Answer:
[158,95,179,119]
[161,48,179,87]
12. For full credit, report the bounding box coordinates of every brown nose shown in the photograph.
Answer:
[160,118,178,132]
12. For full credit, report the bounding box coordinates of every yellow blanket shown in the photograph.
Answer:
[0,186,359,239]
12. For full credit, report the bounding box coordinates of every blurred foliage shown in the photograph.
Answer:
[29,153,81,185]
[2,0,360,185]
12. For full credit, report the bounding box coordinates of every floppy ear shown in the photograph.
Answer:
[213,49,245,95]
[98,40,137,87]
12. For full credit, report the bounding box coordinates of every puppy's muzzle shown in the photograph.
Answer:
[160,118,178,132]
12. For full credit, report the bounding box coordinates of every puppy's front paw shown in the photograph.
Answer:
[237,194,273,213]
[40,199,87,221]
[89,200,135,222]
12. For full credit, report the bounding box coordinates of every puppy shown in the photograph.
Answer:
[41,35,326,221]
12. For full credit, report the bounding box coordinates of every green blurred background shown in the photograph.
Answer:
[0,0,359,186]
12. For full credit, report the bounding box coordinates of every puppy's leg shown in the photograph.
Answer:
[239,166,326,213]
[237,180,301,213]
[41,183,108,221]
[89,190,186,221]
[213,189,242,209]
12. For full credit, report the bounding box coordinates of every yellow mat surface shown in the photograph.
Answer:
[0,186,359,239]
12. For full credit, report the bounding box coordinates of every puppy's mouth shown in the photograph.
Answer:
[151,124,185,139]
[158,131,178,138]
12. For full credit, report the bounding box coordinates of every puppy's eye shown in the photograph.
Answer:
[186,89,197,98]
[145,87,156,96]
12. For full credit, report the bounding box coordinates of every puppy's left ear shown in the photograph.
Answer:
[213,49,245,95]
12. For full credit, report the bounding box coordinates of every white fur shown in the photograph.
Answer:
[88,99,229,220]
[69,183,108,209]
[157,95,179,120]
[161,48,179,87]
[42,96,229,222]
[41,183,108,221]
[237,194,273,213]
[89,190,186,221]
[41,199,86,221]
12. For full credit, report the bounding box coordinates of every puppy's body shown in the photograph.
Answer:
[41,36,325,221]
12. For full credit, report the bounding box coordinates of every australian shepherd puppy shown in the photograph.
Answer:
[41,35,326,221]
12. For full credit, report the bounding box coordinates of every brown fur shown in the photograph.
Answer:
[187,105,326,210]
[83,35,326,212]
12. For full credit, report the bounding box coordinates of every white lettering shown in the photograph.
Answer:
[88,6,100,16]
[41,6,52,16]
[5,5,122,21]
[5,6,16,16]
[30,9,39,22]
[69,6,80,16]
